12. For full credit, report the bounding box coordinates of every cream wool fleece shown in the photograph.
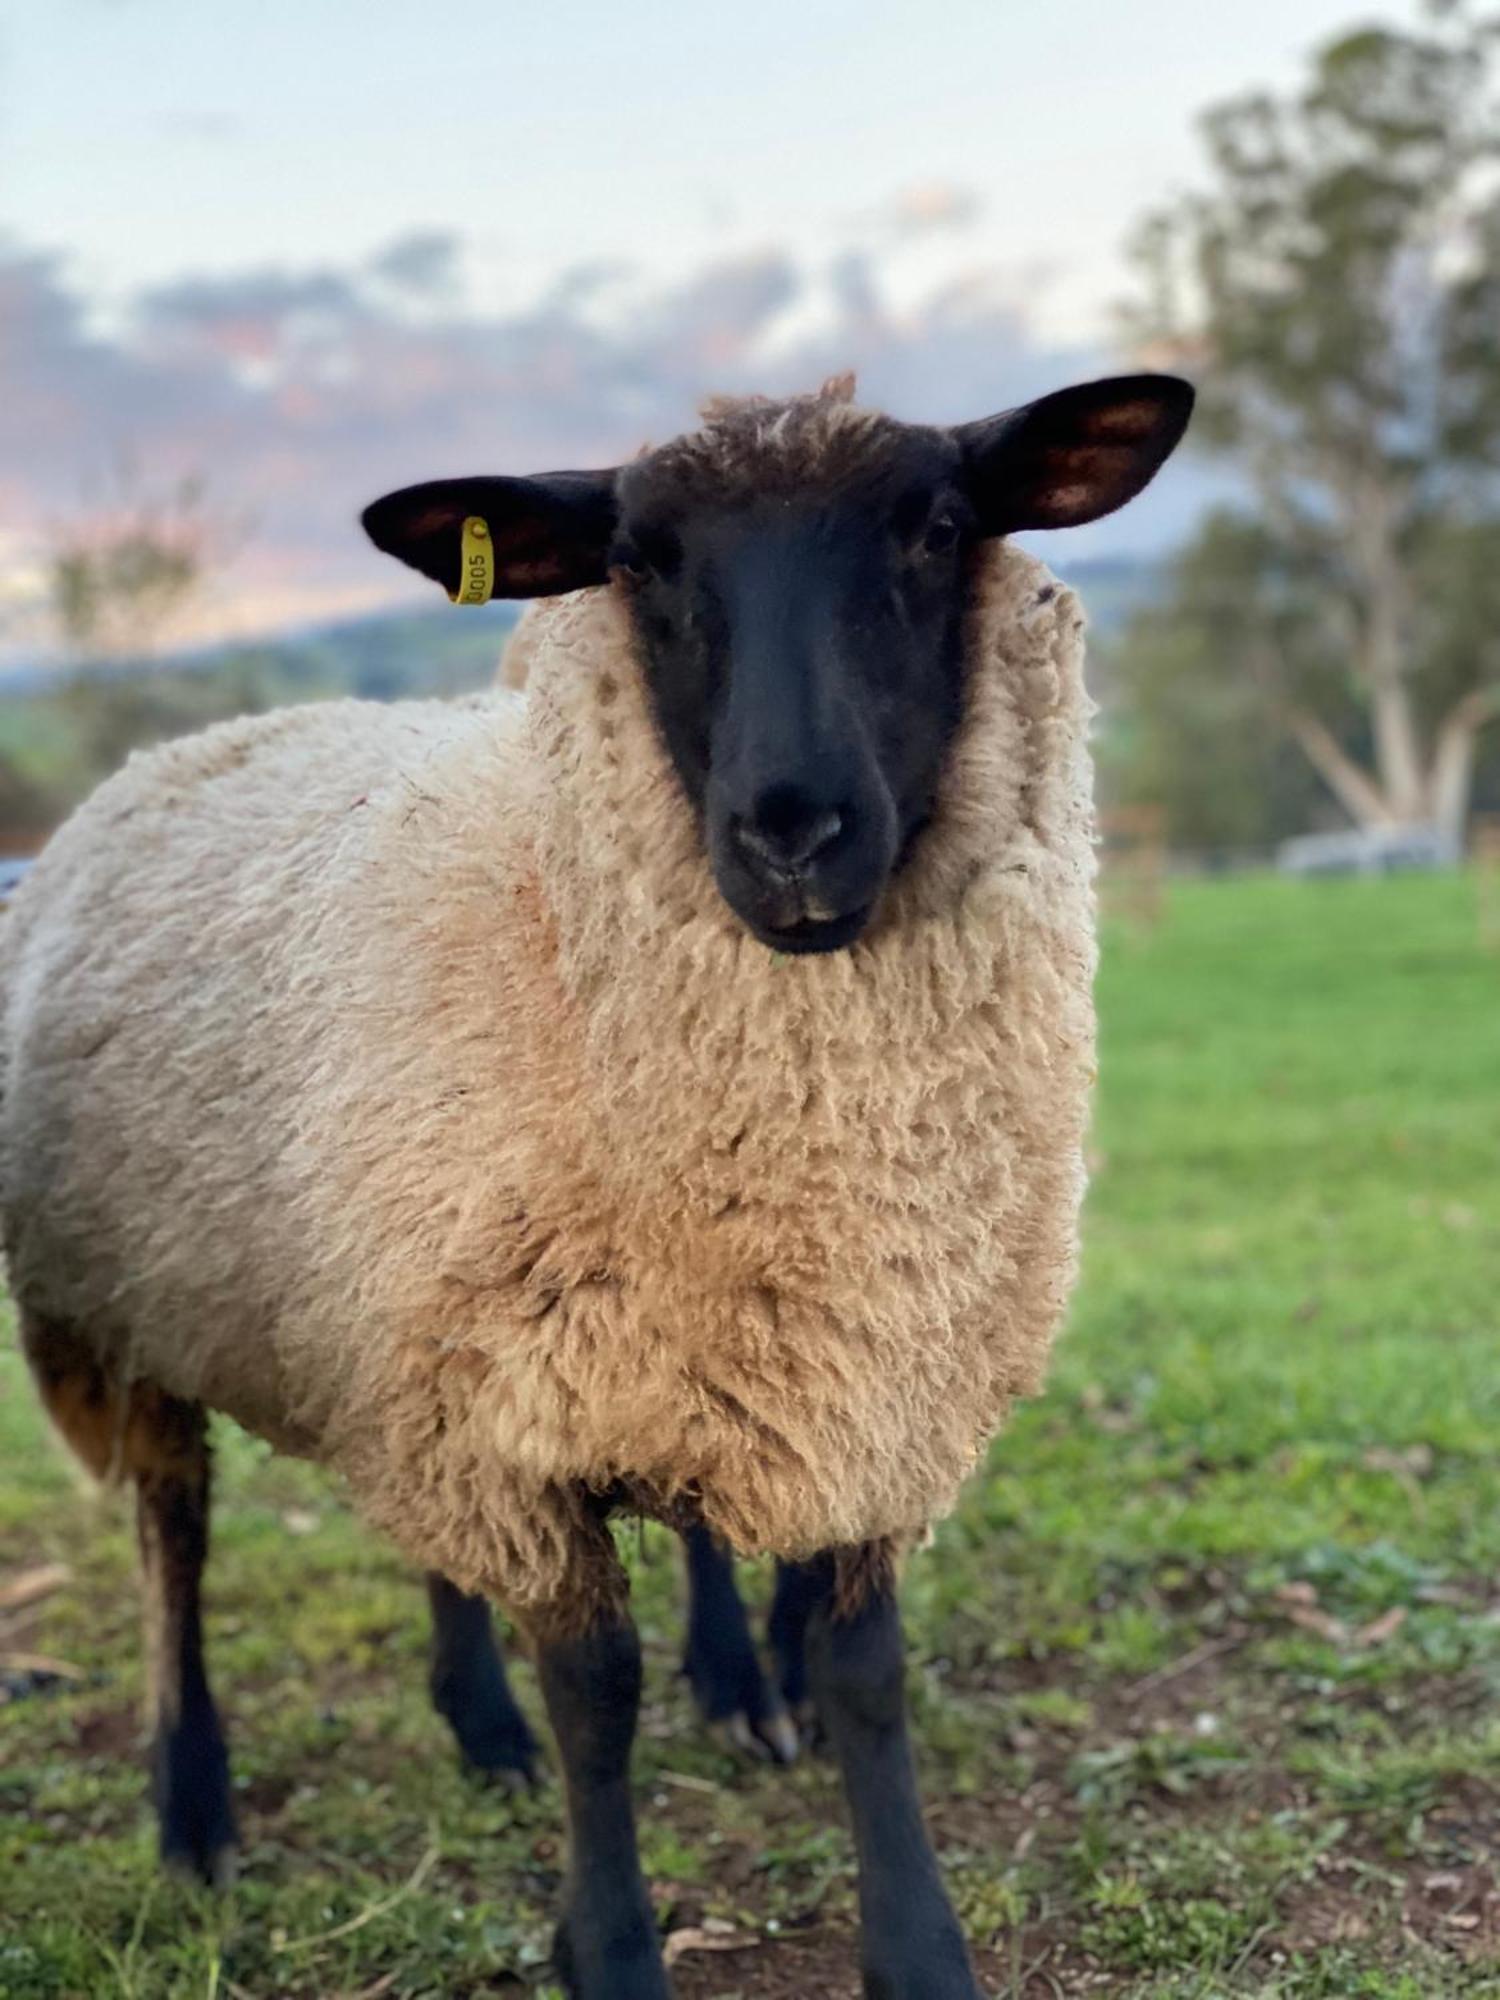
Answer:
[1,541,1095,1611]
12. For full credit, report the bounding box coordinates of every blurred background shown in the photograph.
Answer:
[3,7,1500,1997]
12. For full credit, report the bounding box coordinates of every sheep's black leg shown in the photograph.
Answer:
[426,1573,539,1787]
[531,1533,669,2000]
[680,1526,798,1763]
[800,1548,983,2000]
[22,1319,236,1886]
[767,1555,821,1726]
[135,1396,238,1888]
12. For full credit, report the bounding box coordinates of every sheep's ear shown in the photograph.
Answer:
[954,375,1194,534]
[361,471,619,598]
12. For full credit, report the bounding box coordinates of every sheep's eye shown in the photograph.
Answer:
[610,542,652,583]
[611,529,681,585]
[922,514,961,557]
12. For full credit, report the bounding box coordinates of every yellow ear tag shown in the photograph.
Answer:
[450,515,494,605]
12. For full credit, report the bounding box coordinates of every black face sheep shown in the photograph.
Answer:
[0,371,1192,1999]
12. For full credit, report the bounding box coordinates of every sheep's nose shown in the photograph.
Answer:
[733,784,846,875]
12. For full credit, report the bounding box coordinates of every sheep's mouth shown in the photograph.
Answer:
[747,904,873,955]
[707,820,889,954]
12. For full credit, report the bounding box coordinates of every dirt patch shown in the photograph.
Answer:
[71,1701,139,1758]
[668,1928,1019,2000]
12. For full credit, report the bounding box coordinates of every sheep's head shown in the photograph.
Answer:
[362,372,1192,953]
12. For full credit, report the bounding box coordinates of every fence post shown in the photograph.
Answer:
[1099,804,1167,933]
[1473,815,1500,953]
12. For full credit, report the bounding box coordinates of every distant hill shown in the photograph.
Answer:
[0,599,521,702]
[251,600,523,702]
[0,600,521,846]
[1049,556,1163,641]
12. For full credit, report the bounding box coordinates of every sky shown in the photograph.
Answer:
[0,0,1403,650]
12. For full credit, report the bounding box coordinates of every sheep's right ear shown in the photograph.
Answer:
[954,376,1195,534]
[361,471,620,599]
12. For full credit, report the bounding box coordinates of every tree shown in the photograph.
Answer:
[48,471,216,665]
[1097,513,1330,852]
[1127,1,1500,839]
[41,469,252,791]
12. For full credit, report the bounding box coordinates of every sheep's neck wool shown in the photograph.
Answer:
[337,541,1097,1604]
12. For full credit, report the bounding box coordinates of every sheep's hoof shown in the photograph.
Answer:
[788,1695,824,1752]
[684,1638,799,1765]
[162,1834,239,1892]
[861,1961,986,1998]
[434,1671,542,1789]
[468,1753,541,1792]
[455,1715,542,1791]
[862,1972,986,2000]
[153,1714,239,1890]
[860,1926,986,1998]
[552,1913,671,1999]
[715,1702,801,1766]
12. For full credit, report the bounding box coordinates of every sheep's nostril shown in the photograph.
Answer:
[734,802,845,874]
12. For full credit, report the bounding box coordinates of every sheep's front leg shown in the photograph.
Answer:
[800,1546,984,2000]
[527,1522,670,2000]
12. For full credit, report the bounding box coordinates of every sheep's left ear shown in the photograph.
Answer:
[361,469,620,598]
[954,375,1195,534]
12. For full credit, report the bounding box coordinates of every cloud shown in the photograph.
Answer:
[366,230,464,301]
[0,220,1183,652]
[876,182,985,241]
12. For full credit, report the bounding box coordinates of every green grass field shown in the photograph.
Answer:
[2,873,1497,1999]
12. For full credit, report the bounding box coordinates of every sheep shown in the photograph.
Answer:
[1,370,1192,2000]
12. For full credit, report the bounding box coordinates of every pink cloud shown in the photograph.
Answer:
[0,229,1104,651]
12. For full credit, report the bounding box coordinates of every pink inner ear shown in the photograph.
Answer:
[1086,399,1164,441]
[1048,482,1091,516]
[412,506,462,538]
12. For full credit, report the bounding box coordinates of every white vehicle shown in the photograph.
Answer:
[1278,825,1460,877]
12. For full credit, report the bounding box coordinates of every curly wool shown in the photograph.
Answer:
[1,541,1095,1611]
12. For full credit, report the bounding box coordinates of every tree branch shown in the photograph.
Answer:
[1282,706,1397,827]
[1429,676,1500,839]
[1435,679,1500,743]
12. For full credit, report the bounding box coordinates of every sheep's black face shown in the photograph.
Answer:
[611,426,972,953]
[360,373,1194,956]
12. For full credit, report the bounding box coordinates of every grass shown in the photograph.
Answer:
[1,870,1498,1998]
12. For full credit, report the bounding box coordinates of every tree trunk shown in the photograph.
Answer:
[1368,672,1427,822]
[1428,685,1500,844]
[1348,477,1427,822]
[1284,706,1399,828]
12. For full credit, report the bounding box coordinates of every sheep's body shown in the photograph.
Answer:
[1,542,1094,1612]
